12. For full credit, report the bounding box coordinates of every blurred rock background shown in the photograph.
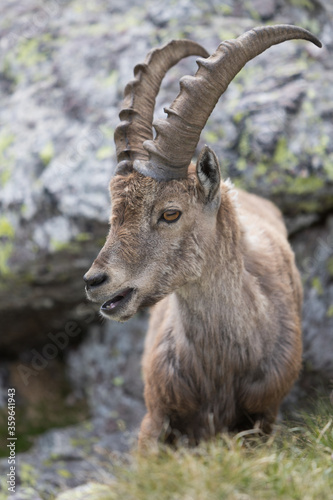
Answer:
[0,0,332,497]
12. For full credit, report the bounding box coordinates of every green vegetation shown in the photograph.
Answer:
[0,216,14,239]
[19,463,38,489]
[96,145,114,160]
[284,176,324,195]
[203,130,221,145]
[0,241,13,278]
[327,305,333,318]
[324,156,333,181]
[39,140,55,166]
[0,130,15,186]
[106,400,332,500]
[273,137,297,170]
[327,257,333,277]
[16,38,48,67]
[0,387,89,456]
[0,216,15,278]
[101,70,119,88]
[311,276,324,295]
[288,0,317,12]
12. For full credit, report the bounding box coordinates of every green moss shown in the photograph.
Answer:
[295,200,322,213]
[204,130,220,144]
[99,125,114,139]
[302,100,317,125]
[254,162,268,177]
[236,158,247,172]
[0,168,11,186]
[0,131,15,152]
[238,130,251,157]
[97,237,107,247]
[0,217,14,238]
[0,484,8,500]
[0,131,15,186]
[76,232,92,242]
[96,145,114,160]
[50,236,93,254]
[233,178,247,190]
[84,421,93,431]
[20,463,37,488]
[218,4,233,15]
[115,8,144,32]
[289,1,316,14]
[219,29,241,42]
[50,239,72,252]
[273,137,297,170]
[16,38,47,67]
[101,70,119,88]
[112,376,124,387]
[327,305,333,318]
[275,59,308,78]
[309,134,329,156]
[117,419,126,431]
[233,111,244,124]
[301,18,321,36]
[39,141,55,166]
[244,1,261,20]
[0,242,13,277]
[312,276,323,295]
[327,257,333,277]
[58,469,73,479]
[284,176,324,195]
[323,156,333,181]
[0,397,89,457]
[234,64,263,86]
[86,23,111,36]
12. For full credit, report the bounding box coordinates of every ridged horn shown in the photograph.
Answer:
[134,25,321,181]
[113,39,209,173]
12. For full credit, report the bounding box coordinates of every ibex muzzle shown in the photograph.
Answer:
[84,26,321,446]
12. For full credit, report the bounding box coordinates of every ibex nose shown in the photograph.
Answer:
[83,271,108,290]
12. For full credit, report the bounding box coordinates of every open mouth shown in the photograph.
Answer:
[101,288,135,315]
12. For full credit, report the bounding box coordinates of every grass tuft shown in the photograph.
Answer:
[108,399,333,500]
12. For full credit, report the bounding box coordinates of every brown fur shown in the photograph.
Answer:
[85,156,302,449]
[84,27,320,449]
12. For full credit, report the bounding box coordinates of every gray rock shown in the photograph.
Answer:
[55,483,114,500]
[7,488,43,500]
[0,0,333,497]
[1,0,332,349]
[292,215,333,379]
[250,0,277,20]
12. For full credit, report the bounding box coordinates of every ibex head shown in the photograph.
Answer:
[84,26,321,321]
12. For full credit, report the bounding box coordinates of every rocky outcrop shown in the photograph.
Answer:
[1,0,332,355]
[0,0,332,498]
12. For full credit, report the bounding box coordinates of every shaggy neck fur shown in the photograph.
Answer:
[172,187,268,373]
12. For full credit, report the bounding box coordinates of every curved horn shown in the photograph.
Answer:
[134,25,321,181]
[114,39,209,171]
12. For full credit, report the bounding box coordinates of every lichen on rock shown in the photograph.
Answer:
[0,0,332,497]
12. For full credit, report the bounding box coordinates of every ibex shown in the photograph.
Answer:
[84,25,321,447]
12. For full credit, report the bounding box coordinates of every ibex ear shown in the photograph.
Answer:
[196,146,221,202]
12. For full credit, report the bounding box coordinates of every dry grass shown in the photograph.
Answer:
[108,399,333,500]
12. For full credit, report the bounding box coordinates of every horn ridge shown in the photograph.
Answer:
[114,39,209,167]
[143,24,322,180]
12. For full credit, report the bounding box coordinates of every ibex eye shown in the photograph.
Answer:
[162,210,181,223]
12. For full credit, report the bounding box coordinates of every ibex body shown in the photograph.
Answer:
[84,27,321,447]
